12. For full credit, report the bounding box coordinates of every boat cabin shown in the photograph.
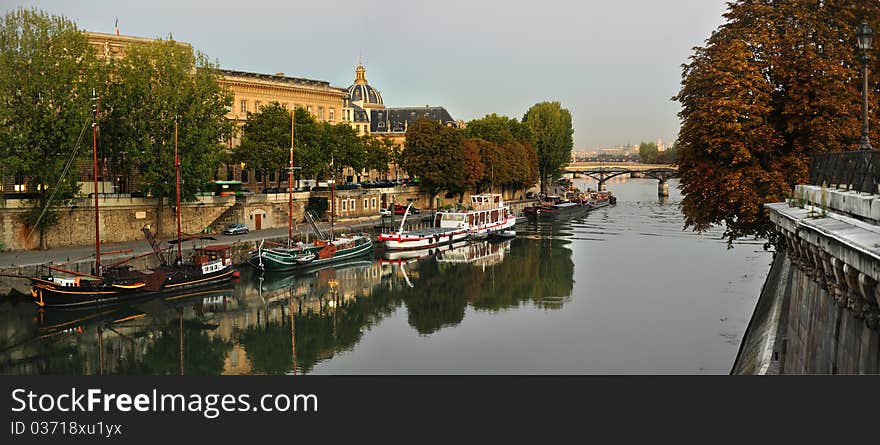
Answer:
[193,245,233,268]
[435,194,508,229]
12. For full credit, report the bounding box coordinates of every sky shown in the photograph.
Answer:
[9,0,730,150]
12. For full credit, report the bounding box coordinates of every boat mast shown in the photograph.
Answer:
[92,90,101,276]
[289,111,294,244]
[175,120,182,262]
[330,156,335,241]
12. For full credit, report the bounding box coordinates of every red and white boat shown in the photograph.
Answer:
[378,194,517,251]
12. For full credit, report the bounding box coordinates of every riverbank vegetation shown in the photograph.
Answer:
[675,0,880,245]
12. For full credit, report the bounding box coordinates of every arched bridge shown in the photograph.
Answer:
[564,163,677,196]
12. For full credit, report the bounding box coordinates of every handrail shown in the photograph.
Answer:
[809,150,880,194]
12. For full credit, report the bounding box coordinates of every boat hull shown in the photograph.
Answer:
[249,237,373,272]
[32,266,237,308]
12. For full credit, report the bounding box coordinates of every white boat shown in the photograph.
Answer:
[378,194,517,251]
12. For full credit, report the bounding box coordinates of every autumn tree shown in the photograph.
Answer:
[0,9,102,249]
[464,114,538,193]
[523,102,574,193]
[233,102,291,190]
[403,117,465,200]
[674,0,880,244]
[102,36,232,234]
[454,138,485,201]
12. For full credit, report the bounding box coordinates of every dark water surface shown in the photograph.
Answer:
[0,178,770,375]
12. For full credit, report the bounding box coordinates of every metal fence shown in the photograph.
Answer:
[809,150,880,194]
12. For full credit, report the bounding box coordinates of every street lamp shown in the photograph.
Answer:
[857,21,874,150]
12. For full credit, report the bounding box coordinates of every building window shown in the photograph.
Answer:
[371,198,376,208]
[329,109,335,121]
[307,105,312,114]
[281,103,288,109]
[255,170,262,183]
[364,198,368,209]
[254,100,261,111]
[349,199,356,211]
[240,100,247,114]
[342,200,347,211]
[241,169,248,183]
[318,107,324,119]
[226,164,233,181]
[269,171,276,183]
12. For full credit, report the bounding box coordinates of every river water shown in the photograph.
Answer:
[0,178,771,375]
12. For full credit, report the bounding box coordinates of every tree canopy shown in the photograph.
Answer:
[0,8,102,248]
[234,102,291,189]
[638,142,660,164]
[674,0,880,244]
[102,37,233,205]
[402,117,465,196]
[522,102,573,193]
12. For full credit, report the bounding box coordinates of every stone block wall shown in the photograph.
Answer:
[0,196,235,251]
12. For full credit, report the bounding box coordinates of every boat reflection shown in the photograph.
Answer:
[0,233,574,375]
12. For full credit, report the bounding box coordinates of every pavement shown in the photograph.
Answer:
[0,215,403,269]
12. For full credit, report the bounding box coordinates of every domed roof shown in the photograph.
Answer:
[347,64,383,108]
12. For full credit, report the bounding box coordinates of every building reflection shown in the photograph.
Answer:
[0,236,574,375]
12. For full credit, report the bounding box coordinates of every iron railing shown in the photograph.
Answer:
[809,150,880,194]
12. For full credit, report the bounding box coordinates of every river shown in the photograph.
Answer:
[0,178,771,375]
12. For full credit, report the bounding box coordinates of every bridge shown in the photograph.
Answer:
[564,162,677,197]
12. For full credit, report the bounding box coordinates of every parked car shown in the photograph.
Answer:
[336,183,363,190]
[235,188,254,196]
[379,207,391,216]
[223,223,249,235]
[393,203,420,215]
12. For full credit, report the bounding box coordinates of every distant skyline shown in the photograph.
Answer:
[10,0,729,149]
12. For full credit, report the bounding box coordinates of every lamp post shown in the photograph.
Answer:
[857,21,874,150]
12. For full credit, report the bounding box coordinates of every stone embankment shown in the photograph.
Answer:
[0,199,537,296]
[734,184,880,374]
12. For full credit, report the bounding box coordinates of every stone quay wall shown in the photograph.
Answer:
[734,185,880,374]
[0,195,236,251]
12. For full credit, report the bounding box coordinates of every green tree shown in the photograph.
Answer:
[674,1,880,244]
[102,37,232,234]
[402,117,465,200]
[523,102,574,193]
[638,142,659,164]
[234,102,291,190]
[363,135,393,179]
[321,122,364,182]
[0,9,102,249]
[290,107,325,181]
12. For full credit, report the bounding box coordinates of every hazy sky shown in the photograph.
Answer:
[10,0,729,149]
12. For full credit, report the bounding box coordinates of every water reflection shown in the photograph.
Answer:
[0,178,770,374]
[0,234,574,375]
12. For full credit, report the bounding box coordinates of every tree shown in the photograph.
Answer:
[102,37,232,235]
[522,102,574,193]
[456,138,485,201]
[674,0,880,244]
[234,102,291,190]
[290,107,324,181]
[464,114,538,193]
[402,117,465,199]
[0,8,103,249]
[363,136,393,179]
[321,122,364,182]
[638,142,659,164]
